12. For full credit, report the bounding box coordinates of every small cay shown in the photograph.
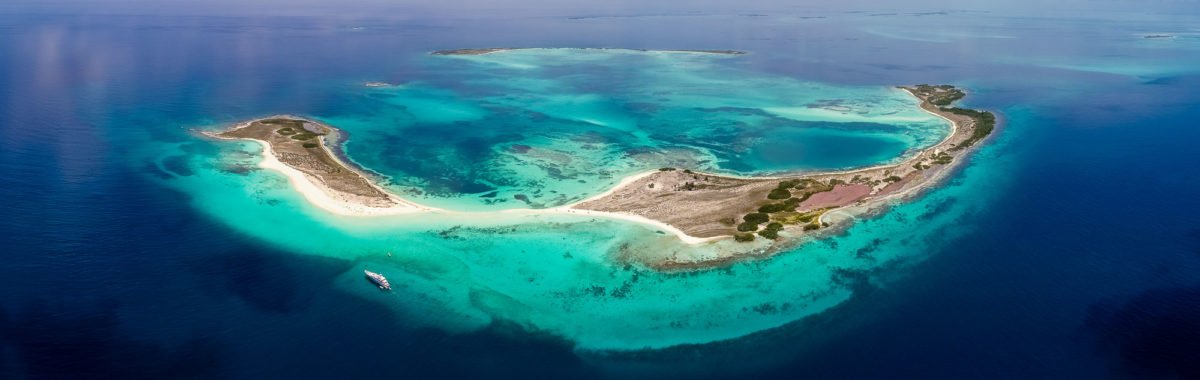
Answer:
[217,117,394,206]
[430,47,747,56]
[211,116,430,215]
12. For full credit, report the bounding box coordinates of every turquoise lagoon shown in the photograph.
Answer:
[323,49,947,210]
[149,49,998,351]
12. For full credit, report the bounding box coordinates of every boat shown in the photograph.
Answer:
[364,270,391,290]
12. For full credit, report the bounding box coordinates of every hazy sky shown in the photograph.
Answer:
[4,0,1198,18]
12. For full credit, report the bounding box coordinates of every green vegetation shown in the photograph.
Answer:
[758,197,802,213]
[734,233,755,242]
[758,203,787,213]
[736,212,771,232]
[785,197,802,209]
[758,228,779,239]
[942,107,996,150]
[290,132,318,141]
[808,179,834,191]
[910,84,965,106]
[758,229,778,239]
[772,213,799,224]
[259,119,327,142]
[930,90,964,106]
[732,176,836,236]
[659,167,676,171]
[757,222,784,240]
[773,209,824,225]
[775,208,826,231]
[767,188,791,200]
[743,178,837,239]
[906,84,996,151]
[744,213,769,224]
[260,118,306,129]
[911,84,955,91]
[932,153,953,165]
[884,175,902,183]
[302,142,319,148]
[768,180,801,200]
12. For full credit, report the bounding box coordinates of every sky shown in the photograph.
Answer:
[3,0,1198,18]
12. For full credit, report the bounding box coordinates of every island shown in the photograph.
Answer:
[431,47,747,56]
[206,117,431,215]
[206,84,996,268]
[363,81,397,87]
[573,84,995,242]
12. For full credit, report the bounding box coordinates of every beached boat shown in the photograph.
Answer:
[364,270,391,290]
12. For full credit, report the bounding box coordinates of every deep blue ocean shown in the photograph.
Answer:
[3,6,1200,379]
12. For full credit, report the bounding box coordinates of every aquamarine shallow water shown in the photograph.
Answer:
[154,133,1013,351]
[10,8,1200,377]
[136,49,981,350]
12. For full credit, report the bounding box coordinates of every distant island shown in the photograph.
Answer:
[207,84,995,269]
[363,81,397,87]
[431,47,747,56]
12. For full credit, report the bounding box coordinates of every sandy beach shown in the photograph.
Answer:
[218,124,714,243]
[253,140,432,216]
[532,207,722,245]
